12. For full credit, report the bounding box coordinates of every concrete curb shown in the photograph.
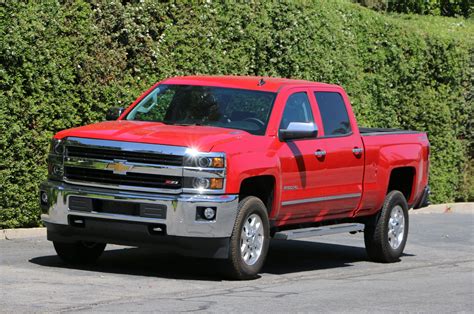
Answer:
[411,202,473,214]
[0,203,472,240]
[1,227,46,240]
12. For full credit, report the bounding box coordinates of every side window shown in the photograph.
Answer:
[314,92,351,136]
[280,92,314,129]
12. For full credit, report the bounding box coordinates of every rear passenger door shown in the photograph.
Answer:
[308,88,364,217]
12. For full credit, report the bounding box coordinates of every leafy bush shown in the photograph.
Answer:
[354,0,472,17]
[0,0,472,228]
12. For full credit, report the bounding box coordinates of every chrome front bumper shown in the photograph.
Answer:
[40,180,239,238]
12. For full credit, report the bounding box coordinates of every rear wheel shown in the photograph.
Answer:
[364,190,409,263]
[53,241,106,264]
[225,196,270,280]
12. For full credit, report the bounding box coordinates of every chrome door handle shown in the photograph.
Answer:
[315,149,326,158]
[352,147,363,155]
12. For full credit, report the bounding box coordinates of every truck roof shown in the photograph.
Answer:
[162,75,336,93]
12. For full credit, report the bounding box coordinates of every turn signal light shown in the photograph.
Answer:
[209,178,224,189]
[211,157,224,168]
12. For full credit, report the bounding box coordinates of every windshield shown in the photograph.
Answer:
[125,84,276,135]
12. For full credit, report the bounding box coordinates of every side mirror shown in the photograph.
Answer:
[279,122,318,141]
[106,107,125,121]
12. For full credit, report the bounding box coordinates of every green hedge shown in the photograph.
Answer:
[1,0,472,228]
[354,0,472,17]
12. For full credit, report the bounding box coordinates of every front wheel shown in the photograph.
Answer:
[364,190,409,263]
[225,196,270,280]
[53,241,106,264]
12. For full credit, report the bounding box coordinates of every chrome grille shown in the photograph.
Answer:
[67,146,183,166]
[64,167,182,190]
[62,137,188,193]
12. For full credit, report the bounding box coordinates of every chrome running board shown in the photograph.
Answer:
[273,223,365,240]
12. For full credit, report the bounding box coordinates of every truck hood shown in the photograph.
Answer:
[55,121,248,152]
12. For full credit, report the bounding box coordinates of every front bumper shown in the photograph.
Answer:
[44,220,230,258]
[40,181,239,254]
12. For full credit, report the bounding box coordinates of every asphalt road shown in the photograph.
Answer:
[1,210,473,312]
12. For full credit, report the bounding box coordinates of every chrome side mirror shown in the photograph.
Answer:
[106,107,125,121]
[279,122,318,141]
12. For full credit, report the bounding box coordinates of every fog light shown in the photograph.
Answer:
[203,207,216,220]
[193,177,210,189]
[40,191,48,205]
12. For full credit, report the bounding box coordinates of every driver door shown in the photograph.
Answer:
[277,89,321,222]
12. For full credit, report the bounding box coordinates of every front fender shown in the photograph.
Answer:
[212,136,282,217]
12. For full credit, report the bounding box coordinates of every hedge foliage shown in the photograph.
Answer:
[0,0,472,228]
[354,0,472,17]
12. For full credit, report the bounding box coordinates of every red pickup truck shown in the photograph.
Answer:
[40,76,430,279]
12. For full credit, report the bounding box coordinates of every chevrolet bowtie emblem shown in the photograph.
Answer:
[105,160,132,175]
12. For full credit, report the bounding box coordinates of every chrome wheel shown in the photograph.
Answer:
[388,205,405,249]
[240,214,264,266]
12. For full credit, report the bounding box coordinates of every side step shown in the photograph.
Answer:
[273,223,365,240]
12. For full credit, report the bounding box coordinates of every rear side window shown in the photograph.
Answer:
[314,92,351,136]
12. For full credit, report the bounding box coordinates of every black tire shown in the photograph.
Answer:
[225,196,270,280]
[53,241,106,264]
[364,190,409,263]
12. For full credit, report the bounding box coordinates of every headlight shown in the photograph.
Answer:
[50,138,64,155]
[190,177,224,190]
[185,156,225,168]
[202,157,224,168]
[198,157,212,168]
[183,149,226,193]
[48,138,65,180]
[48,157,64,180]
[193,177,210,189]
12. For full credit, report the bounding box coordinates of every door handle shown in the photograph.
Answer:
[352,147,363,156]
[315,149,326,158]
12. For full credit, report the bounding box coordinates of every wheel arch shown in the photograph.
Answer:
[387,166,416,203]
[239,175,277,218]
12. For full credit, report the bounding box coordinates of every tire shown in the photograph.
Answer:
[364,190,409,263]
[225,196,270,280]
[53,241,106,264]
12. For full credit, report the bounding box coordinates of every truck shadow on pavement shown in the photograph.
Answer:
[29,239,413,281]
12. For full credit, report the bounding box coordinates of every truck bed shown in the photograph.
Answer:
[357,129,429,215]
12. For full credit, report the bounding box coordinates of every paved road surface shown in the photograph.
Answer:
[1,211,473,312]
